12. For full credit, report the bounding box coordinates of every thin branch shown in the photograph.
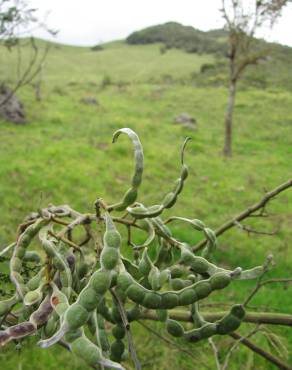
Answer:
[110,289,141,370]
[140,310,292,327]
[208,338,221,370]
[234,221,278,236]
[229,332,292,370]
[192,179,292,252]
[138,321,210,368]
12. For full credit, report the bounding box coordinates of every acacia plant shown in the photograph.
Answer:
[0,128,291,369]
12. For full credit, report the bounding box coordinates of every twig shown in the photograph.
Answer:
[234,221,279,236]
[229,332,292,370]
[222,326,260,370]
[110,289,141,370]
[208,338,221,370]
[192,179,292,252]
[140,310,292,327]
[138,321,210,368]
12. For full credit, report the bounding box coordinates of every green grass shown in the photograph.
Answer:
[0,40,291,369]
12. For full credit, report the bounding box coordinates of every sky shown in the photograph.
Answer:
[26,0,292,47]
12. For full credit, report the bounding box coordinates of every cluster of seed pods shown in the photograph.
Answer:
[0,128,266,369]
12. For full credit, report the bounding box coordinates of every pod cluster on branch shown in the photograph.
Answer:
[0,128,268,369]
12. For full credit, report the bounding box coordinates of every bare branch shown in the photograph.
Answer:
[192,179,292,252]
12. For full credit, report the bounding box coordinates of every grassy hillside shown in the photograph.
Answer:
[0,36,291,369]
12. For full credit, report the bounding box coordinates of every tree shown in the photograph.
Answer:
[0,128,291,369]
[221,0,290,157]
[0,0,56,109]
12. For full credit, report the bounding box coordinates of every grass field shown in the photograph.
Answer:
[0,39,291,369]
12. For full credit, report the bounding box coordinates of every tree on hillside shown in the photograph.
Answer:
[221,0,290,157]
[0,0,56,117]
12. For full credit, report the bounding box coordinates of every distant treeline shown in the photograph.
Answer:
[126,22,228,55]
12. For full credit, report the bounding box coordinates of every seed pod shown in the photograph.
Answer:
[142,292,162,309]
[178,287,198,305]
[0,295,18,316]
[100,212,121,270]
[126,284,146,304]
[78,287,101,312]
[166,319,184,337]
[112,325,126,340]
[101,248,120,270]
[70,335,103,366]
[90,270,112,294]
[216,305,245,335]
[210,272,231,290]
[194,281,212,300]
[108,128,144,211]
[138,248,152,276]
[156,309,168,322]
[110,339,125,362]
[126,305,141,322]
[65,303,90,331]
[23,250,41,263]
[160,292,179,309]
[169,265,185,278]
[117,271,133,292]
[171,278,192,291]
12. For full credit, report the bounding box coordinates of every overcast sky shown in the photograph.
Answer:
[27,0,292,47]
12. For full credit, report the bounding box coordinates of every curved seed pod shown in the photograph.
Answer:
[108,128,144,212]
[184,323,217,342]
[71,334,125,370]
[23,250,41,263]
[138,248,152,276]
[165,217,206,231]
[23,279,46,306]
[169,265,185,279]
[29,295,53,327]
[27,268,46,291]
[0,295,19,317]
[151,217,172,238]
[166,319,184,337]
[121,257,141,280]
[112,324,126,340]
[126,304,141,322]
[148,265,161,290]
[132,218,156,250]
[110,339,125,362]
[10,219,47,298]
[216,304,245,334]
[127,138,191,219]
[180,245,219,276]
[39,225,72,297]
[234,266,265,280]
[100,212,121,270]
[170,278,192,291]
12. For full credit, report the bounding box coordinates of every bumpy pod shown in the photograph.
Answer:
[100,212,121,270]
[126,138,191,219]
[70,334,124,370]
[216,304,245,334]
[108,128,144,212]
[166,319,184,337]
[110,339,125,362]
[10,219,47,298]
[0,295,19,317]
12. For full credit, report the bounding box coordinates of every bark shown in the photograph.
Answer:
[223,79,237,157]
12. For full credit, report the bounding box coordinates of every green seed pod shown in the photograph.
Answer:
[65,303,90,331]
[78,287,101,312]
[10,257,22,272]
[178,287,198,305]
[126,284,146,304]
[210,272,231,290]
[100,247,119,270]
[142,292,162,309]
[112,325,126,340]
[117,272,133,292]
[27,269,45,291]
[216,305,245,334]
[169,265,184,278]
[23,251,41,263]
[0,295,18,316]
[138,249,152,276]
[104,230,122,250]
[194,281,212,300]
[166,319,184,337]
[111,304,122,323]
[127,305,141,322]
[149,265,161,291]
[204,228,217,246]
[23,289,42,306]
[160,292,179,309]
[70,335,103,365]
[90,269,112,294]
[190,257,209,274]
[110,339,125,362]
[156,309,168,322]
[171,278,192,291]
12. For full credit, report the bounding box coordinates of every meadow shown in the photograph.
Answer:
[0,39,291,369]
